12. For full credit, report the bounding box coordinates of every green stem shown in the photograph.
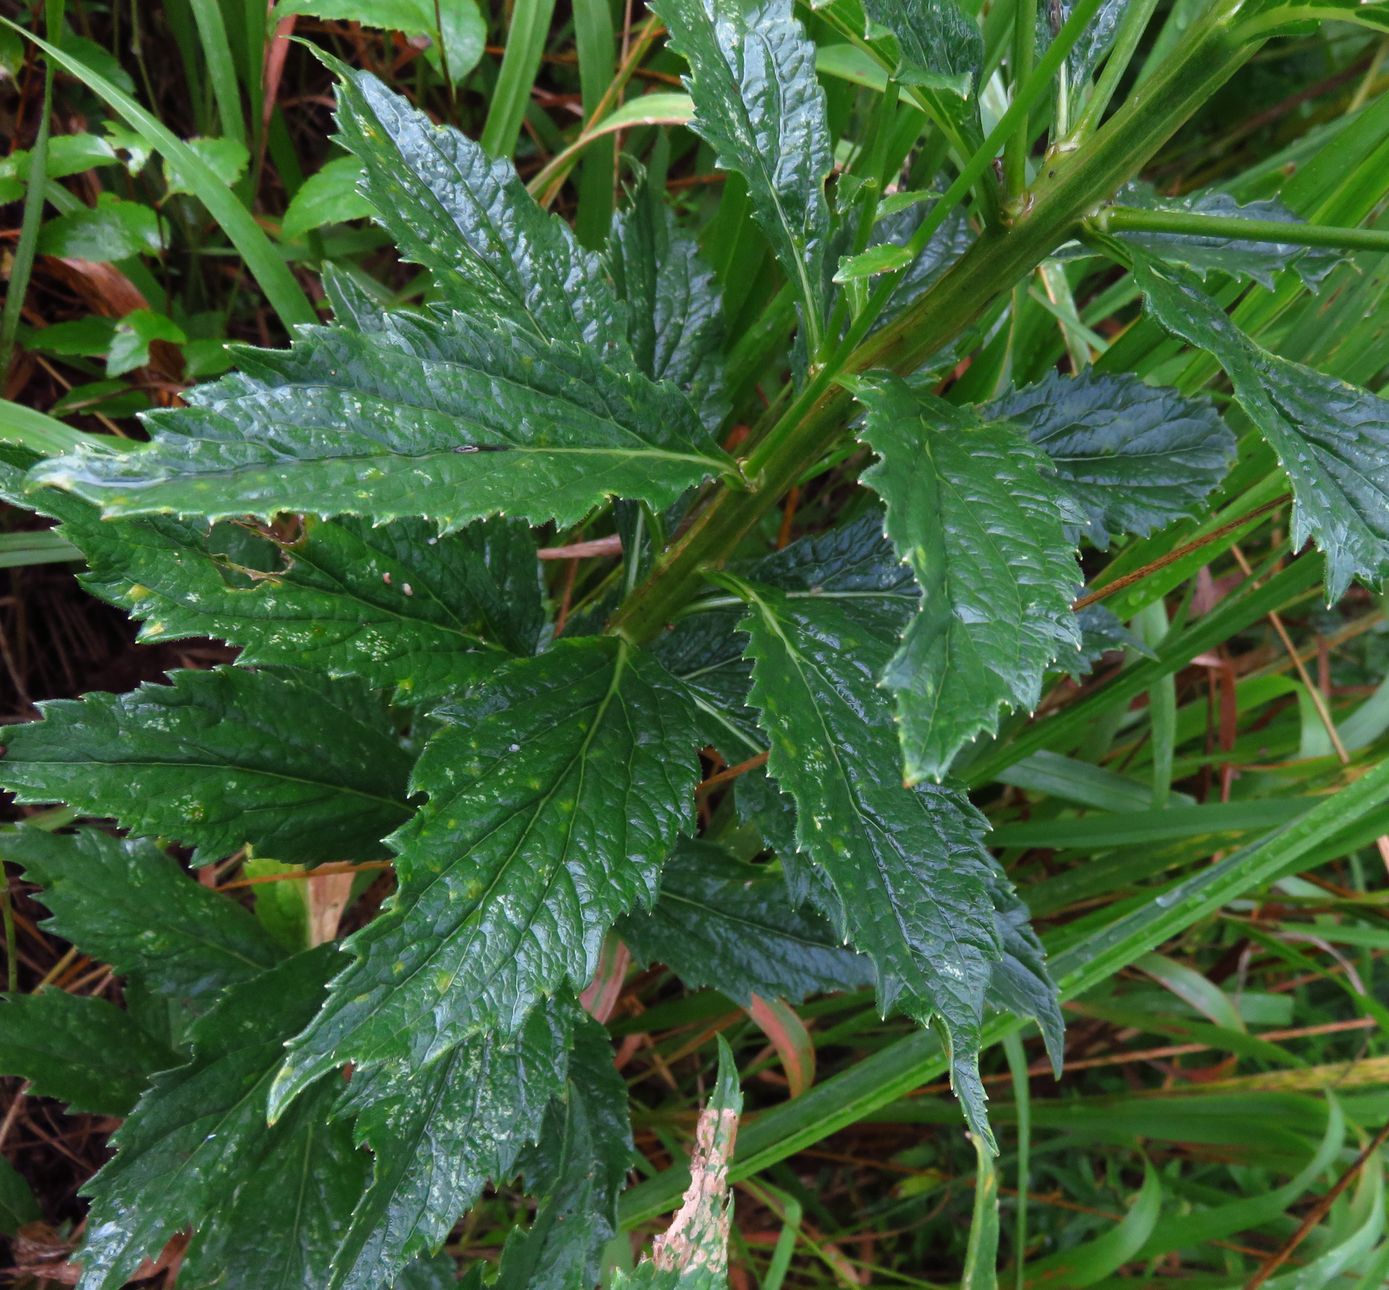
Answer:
[1071,0,1161,136]
[1005,0,1038,201]
[1094,204,1389,252]
[609,0,1254,644]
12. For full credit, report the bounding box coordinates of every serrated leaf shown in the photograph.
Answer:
[718,574,1004,1142]
[862,0,982,97]
[33,478,543,701]
[855,375,1084,783]
[867,200,974,336]
[1,826,282,999]
[651,609,761,756]
[76,948,364,1290]
[608,177,728,429]
[270,638,701,1112]
[654,0,834,347]
[1126,244,1389,602]
[1067,602,1153,680]
[330,65,629,354]
[0,668,412,865]
[984,867,1064,1073]
[163,137,249,198]
[620,839,874,1004]
[1108,182,1340,289]
[29,309,730,531]
[327,1004,576,1290]
[495,1012,633,1290]
[0,991,176,1115]
[986,368,1234,549]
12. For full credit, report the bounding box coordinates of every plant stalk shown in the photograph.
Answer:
[1094,204,1389,252]
[610,0,1255,645]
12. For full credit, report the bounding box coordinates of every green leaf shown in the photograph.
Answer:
[717,573,1005,1143]
[833,241,914,283]
[29,308,730,531]
[984,867,1064,1072]
[2,826,282,999]
[281,153,374,240]
[106,309,186,378]
[608,176,728,429]
[1124,243,1389,601]
[277,0,486,79]
[867,201,974,335]
[493,1012,633,1290]
[620,839,874,1005]
[36,194,163,261]
[329,65,631,354]
[327,1004,576,1290]
[29,477,543,701]
[654,0,834,348]
[76,948,366,1290]
[985,368,1234,549]
[270,638,701,1112]
[1103,182,1340,288]
[960,1131,999,1289]
[0,132,119,201]
[162,136,249,197]
[651,608,761,756]
[0,1156,39,1236]
[1040,0,1131,85]
[0,991,175,1115]
[862,0,982,97]
[0,668,412,865]
[855,374,1083,784]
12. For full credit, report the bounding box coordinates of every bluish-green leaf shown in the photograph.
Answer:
[0,668,412,865]
[1125,243,1389,602]
[856,375,1084,783]
[620,839,874,1005]
[986,368,1234,549]
[270,638,701,1113]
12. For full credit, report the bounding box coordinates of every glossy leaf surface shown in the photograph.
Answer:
[271,639,700,1111]
[0,668,412,864]
[857,375,1084,783]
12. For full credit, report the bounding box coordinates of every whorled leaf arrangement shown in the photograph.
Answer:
[1,0,1386,1284]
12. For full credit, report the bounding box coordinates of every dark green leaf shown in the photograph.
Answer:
[856,375,1083,783]
[719,574,1005,1142]
[330,65,630,355]
[986,368,1234,549]
[608,177,728,429]
[984,868,1064,1071]
[0,991,175,1115]
[1068,602,1153,680]
[654,0,834,347]
[1039,0,1130,84]
[620,839,874,1004]
[327,1004,576,1290]
[270,638,701,1112]
[1108,183,1340,288]
[106,310,185,379]
[0,1157,39,1235]
[393,1255,462,1290]
[0,668,412,865]
[495,1012,633,1290]
[1,826,282,999]
[35,479,543,701]
[30,309,730,531]
[1126,243,1389,602]
[863,0,982,96]
[652,608,761,756]
[77,948,365,1289]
